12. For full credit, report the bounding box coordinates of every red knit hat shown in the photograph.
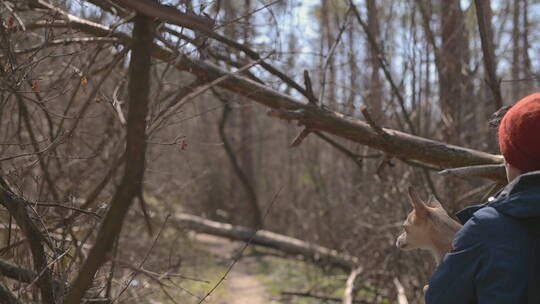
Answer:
[499,93,540,173]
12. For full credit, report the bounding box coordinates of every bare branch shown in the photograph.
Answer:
[0,259,36,283]
[290,128,312,147]
[196,189,281,303]
[349,1,416,134]
[11,37,120,55]
[0,282,21,304]
[303,70,317,104]
[65,12,155,303]
[474,0,503,109]
[113,0,214,32]
[28,3,506,176]
[438,164,506,182]
[343,266,363,304]
[0,178,56,303]
[215,94,262,228]
[318,7,352,106]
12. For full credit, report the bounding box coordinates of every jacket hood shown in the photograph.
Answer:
[456,170,540,223]
[490,170,540,218]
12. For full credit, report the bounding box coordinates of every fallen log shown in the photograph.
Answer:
[27,2,506,180]
[170,213,359,270]
[163,55,503,171]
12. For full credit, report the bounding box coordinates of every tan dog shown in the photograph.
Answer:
[396,187,462,264]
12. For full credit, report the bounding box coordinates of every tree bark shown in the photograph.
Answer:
[512,0,521,100]
[217,100,262,228]
[521,0,532,77]
[438,0,471,144]
[438,0,472,206]
[474,0,503,110]
[64,13,154,304]
[366,0,383,119]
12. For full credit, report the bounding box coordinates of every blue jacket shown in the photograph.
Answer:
[426,171,540,304]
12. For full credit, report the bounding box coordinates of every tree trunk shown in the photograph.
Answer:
[65,13,153,303]
[521,0,532,80]
[366,0,383,119]
[438,0,470,144]
[512,0,521,101]
[240,0,258,226]
[474,0,502,111]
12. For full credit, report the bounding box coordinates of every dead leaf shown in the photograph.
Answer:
[6,17,14,29]
[81,76,88,93]
[31,79,40,92]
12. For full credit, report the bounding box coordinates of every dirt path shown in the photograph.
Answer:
[222,262,269,304]
[194,234,273,304]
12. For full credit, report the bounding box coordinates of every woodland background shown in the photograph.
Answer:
[0,0,537,303]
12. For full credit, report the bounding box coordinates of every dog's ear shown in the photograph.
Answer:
[408,187,429,219]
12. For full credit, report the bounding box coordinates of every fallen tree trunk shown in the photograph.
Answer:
[28,1,506,180]
[159,54,503,171]
[170,213,359,270]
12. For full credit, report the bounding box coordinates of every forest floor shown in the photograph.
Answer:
[182,233,344,304]
[193,234,274,304]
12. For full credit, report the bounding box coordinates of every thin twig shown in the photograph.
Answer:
[314,131,379,168]
[349,1,417,134]
[214,0,281,30]
[197,188,283,303]
[10,37,120,55]
[303,70,318,104]
[149,54,270,134]
[24,249,70,292]
[112,214,171,302]
[27,202,100,218]
[318,6,352,106]
[0,132,63,162]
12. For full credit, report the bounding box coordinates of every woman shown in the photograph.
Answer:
[426,93,540,304]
